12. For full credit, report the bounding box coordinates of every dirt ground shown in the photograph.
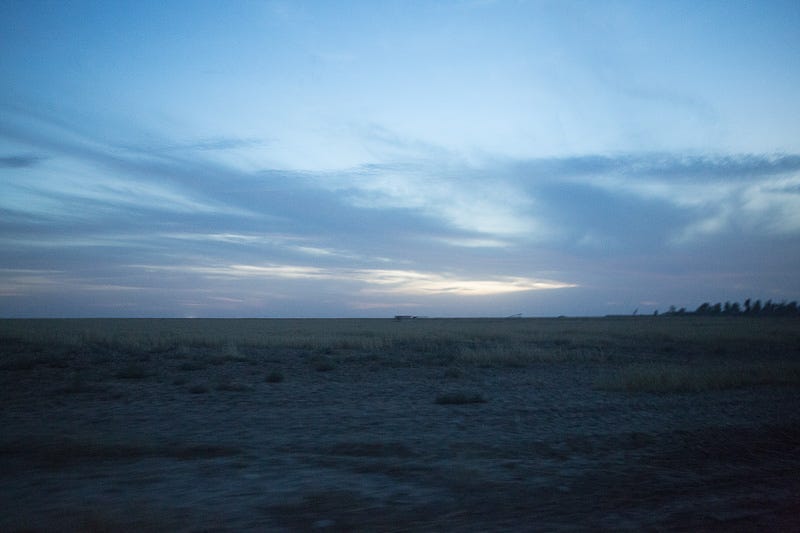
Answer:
[2,334,800,531]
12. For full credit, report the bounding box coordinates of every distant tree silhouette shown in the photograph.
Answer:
[660,298,799,317]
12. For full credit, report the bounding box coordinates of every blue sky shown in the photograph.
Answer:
[2,0,799,317]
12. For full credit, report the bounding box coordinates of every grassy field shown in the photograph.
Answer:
[3,315,798,349]
[2,316,799,391]
[1,316,799,531]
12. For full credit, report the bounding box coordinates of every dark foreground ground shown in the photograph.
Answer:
[1,318,799,531]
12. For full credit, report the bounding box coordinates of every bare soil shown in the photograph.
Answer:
[1,325,799,531]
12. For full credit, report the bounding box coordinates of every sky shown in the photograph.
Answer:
[1,0,800,318]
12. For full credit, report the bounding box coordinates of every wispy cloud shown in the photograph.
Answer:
[9,102,798,251]
[129,263,576,297]
[740,176,800,235]
[0,109,258,219]
[430,236,511,248]
[0,268,63,296]
[355,269,575,296]
[2,0,798,317]
[177,137,264,152]
[134,137,266,154]
[2,105,799,317]
[517,153,800,181]
[0,154,43,168]
[515,152,800,246]
[317,161,550,241]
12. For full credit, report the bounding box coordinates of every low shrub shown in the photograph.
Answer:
[309,355,335,372]
[265,371,284,383]
[444,367,465,379]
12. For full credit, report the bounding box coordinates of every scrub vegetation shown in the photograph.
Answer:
[0,315,792,350]
[1,316,799,530]
[435,391,487,405]
[1,316,798,390]
[595,361,800,393]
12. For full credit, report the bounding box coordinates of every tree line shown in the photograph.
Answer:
[658,298,799,317]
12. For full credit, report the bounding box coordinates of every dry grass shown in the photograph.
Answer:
[177,360,206,371]
[3,503,190,533]
[215,380,253,392]
[0,435,241,467]
[455,343,605,367]
[114,363,151,380]
[309,354,336,371]
[56,372,108,394]
[2,317,799,531]
[435,392,487,405]
[2,316,798,362]
[595,361,800,392]
[2,317,799,396]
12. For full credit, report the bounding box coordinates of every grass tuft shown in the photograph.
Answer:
[178,360,206,371]
[309,355,336,372]
[114,363,150,380]
[0,436,241,467]
[435,392,487,405]
[215,380,253,392]
[56,372,107,394]
[0,356,41,371]
[208,354,249,365]
[443,367,465,379]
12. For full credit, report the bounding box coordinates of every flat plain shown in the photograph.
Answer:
[1,317,799,531]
